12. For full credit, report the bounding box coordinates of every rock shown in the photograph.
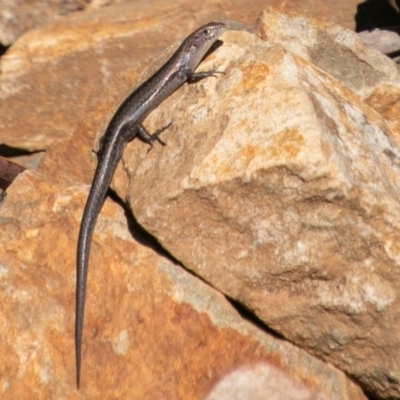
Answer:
[358,28,400,62]
[0,0,114,47]
[0,0,363,152]
[365,85,400,150]
[102,11,400,400]
[0,0,363,48]
[0,0,63,47]
[1,4,395,399]
[0,172,366,399]
[0,0,268,152]
[205,363,329,400]
[255,9,400,97]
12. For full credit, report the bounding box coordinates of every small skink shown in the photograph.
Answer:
[76,22,226,387]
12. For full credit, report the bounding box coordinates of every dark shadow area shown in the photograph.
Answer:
[107,188,183,261]
[226,297,286,340]
[0,44,8,57]
[208,39,224,55]
[0,144,41,158]
[386,47,400,58]
[355,0,400,32]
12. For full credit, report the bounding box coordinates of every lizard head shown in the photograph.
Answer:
[179,22,226,71]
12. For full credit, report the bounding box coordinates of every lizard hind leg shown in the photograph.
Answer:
[137,122,172,149]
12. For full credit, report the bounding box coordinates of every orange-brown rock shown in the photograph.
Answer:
[0,0,364,152]
[104,11,400,400]
[0,0,362,48]
[3,4,399,400]
[365,85,400,149]
[0,171,365,399]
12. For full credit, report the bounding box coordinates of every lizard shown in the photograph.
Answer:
[75,21,226,387]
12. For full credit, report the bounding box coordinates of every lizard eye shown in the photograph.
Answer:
[204,28,212,36]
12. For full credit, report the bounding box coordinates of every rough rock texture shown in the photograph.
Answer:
[0,171,366,399]
[365,85,400,150]
[0,0,363,153]
[0,1,239,151]
[255,9,400,98]
[2,3,399,399]
[358,28,400,62]
[0,0,61,46]
[85,11,400,400]
[0,0,362,48]
[205,364,329,400]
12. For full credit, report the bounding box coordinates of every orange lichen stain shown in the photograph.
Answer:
[216,158,239,176]
[209,128,304,177]
[267,128,303,160]
[240,144,261,169]
[237,117,249,129]
[214,144,263,176]
[200,152,235,179]
[365,86,400,142]
[241,63,269,92]
[365,86,400,114]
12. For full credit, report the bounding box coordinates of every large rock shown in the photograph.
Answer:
[101,11,400,400]
[0,0,364,151]
[2,4,399,399]
[0,171,365,399]
[0,0,268,152]
[0,0,362,48]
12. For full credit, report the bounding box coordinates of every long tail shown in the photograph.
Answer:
[75,141,123,388]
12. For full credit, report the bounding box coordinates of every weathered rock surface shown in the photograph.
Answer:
[0,171,365,399]
[3,3,400,400]
[0,0,362,155]
[0,0,362,48]
[358,28,400,62]
[365,85,400,151]
[205,363,329,400]
[0,0,62,46]
[90,11,400,400]
[0,0,269,152]
[255,9,400,98]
